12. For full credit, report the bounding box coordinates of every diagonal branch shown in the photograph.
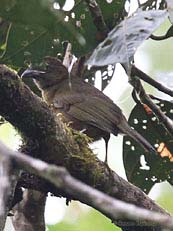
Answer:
[131,68,173,136]
[0,140,172,230]
[132,65,173,97]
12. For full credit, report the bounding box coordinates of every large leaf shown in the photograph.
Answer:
[87,10,168,67]
[1,24,58,67]
[166,0,173,23]
[0,0,125,67]
[123,98,173,193]
[0,0,84,67]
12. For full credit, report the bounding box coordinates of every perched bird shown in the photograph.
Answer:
[22,57,156,163]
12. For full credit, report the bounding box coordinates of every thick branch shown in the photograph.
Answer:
[0,65,169,230]
[0,141,172,230]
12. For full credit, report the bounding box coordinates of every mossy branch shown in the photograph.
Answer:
[0,64,169,230]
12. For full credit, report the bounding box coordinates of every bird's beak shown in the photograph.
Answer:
[21,69,46,79]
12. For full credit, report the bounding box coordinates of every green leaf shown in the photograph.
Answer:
[87,10,168,67]
[123,98,173,193]
[1,24,59,67]
[0,0,125,67]
[0,0,84,66]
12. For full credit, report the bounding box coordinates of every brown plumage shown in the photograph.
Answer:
[22,57,156,163]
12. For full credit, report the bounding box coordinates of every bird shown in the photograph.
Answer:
[22,56,156,163]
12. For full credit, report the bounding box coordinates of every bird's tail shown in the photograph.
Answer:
[119,119,156,154]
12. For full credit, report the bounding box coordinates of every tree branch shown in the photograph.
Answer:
[140,0,167,10]
[85,0,108,41]
[12,189,46,231]
[62,42,73,69]
[0,157,19,230]
[131,68,173,136]
[0,64,169,230]
[132,65,173,97]
[0,141,172,230]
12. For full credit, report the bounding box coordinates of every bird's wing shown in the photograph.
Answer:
[53,92,123,135]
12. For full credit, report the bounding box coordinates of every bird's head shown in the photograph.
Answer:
[21,57,69,90]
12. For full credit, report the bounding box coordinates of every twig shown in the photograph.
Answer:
[0,141,172,230]
[85,0,108,39]
[132,65,173,97]
[62,42,73,69]
[140,0,166,10]
[130,70,173,136]
[137,0,141,7]
[1,29,47,62]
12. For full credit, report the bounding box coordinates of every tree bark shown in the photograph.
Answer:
[12,190,46,231]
